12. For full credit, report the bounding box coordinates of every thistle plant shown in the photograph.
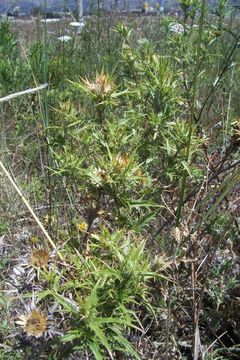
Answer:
[17,228,158,359]
[1,4,240,360]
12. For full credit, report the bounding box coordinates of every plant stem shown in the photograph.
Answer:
[0,160,57,253]
[175,0,206,227]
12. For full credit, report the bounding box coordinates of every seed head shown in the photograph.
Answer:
[16,309,47,338]
[30,248,50,268]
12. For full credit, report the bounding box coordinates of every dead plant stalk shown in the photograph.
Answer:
[0,84,63,260]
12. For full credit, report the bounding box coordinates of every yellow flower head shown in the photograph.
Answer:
[31,236,39,245]
[78,222,88,232]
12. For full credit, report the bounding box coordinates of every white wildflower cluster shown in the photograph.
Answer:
[57,35,72,42]
[169,23,184,34]
[58,19,85,42]
[40,16,85,42]
[40,18,60,23]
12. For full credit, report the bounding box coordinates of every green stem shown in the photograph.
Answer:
[97,0,100,43]
[43,0,49,129]
[175,0,206,226]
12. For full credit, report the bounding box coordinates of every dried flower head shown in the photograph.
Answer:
[82,72,114,98]
[43,214,55,225]
[135,168,148,187]
[153,254,172,271]
[114,154,130,170]
[59,100,72,113]
[213,30,222,38]
[95,167,109,182]
[16,309,47,338]
[30,248,50,268]
[152,54,160,64]
[234,117,240,140]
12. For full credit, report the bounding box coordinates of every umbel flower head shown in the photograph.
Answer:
[58,35,72,42]
[16,309,47,338]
